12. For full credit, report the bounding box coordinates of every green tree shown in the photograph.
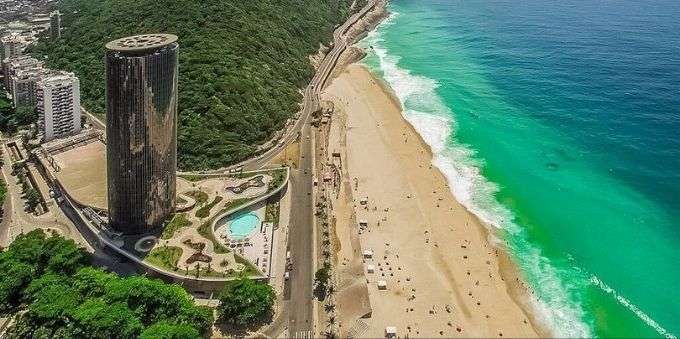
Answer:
[71,266,116,298]
[13,105,37,127]
[217,278,275,326]
[24,188,41,211]
[313,266,331,299]
[27,282,81,324]
[314,266,330,288]
[0,260,34,311]
[71,299,143,338]
[0,177,7,207]
[0,231,88,311]
[139,321,201,339]
[41,234,90,274]
[28,0,357,170]
[0,230,213,337]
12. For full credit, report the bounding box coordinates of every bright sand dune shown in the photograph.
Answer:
[322,64,541,338]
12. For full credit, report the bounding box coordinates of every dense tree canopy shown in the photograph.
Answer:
[0,90,36,133]
[0,230,213,338]
[0,229,89,312]
[218,277,275,326]
[29,0,357,170]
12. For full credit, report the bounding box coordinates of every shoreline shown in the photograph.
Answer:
[322,63,547,337]
[367,66,551,337]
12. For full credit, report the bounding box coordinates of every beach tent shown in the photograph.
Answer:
[385,326,397,338]
[377,280,387,290]
[363,250,374,259]
[366,264,375,273]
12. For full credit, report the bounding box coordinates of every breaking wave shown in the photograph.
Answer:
[358,13,593,338]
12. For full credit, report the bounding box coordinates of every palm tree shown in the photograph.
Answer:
[324,303,336,313]
[327,284,336,297]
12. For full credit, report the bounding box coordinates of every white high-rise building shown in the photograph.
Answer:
[36,72,81,141]
[1,34,23,60]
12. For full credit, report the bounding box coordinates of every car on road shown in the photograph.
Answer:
[285,271,290,280]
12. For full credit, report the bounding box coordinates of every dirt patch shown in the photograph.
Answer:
[53,141,107,209]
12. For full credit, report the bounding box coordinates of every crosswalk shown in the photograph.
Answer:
[292,330,313,338]
[346,319,370,338]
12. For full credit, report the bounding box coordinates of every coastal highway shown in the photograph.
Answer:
[239,1,377,172]
[286,120,315,337]
[281,1,379,337]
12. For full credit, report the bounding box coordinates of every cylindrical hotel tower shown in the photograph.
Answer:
[105,34,178,234]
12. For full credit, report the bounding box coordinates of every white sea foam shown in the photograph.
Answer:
[591,276,677,339]
[359,15,593,338]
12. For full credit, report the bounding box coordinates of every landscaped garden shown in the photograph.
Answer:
[137,168,288,280]
[145,246,183,271]
[161,213,192,239]
[185,190,209,205]
[195,196,223,218]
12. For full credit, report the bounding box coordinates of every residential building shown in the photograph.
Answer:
[36,72,80,141]
[3,55,43,90]
[10,67,44,107]
[49,10,60,40]
[1,33,23,60]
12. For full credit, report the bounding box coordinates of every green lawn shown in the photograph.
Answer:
[161,213,191,240]
[264,200,280,228]
[145,246,183,271]
[195,196,223,218]
[0,177,7,206]
[234,254,260,277]
[197,210,230,254]
[185,190,209,205]
[267,169,287,192]
[223,197,255,212]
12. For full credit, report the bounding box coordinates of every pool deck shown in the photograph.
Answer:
[214,202,276,277]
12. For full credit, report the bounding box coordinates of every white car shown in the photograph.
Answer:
[284,271,290,280]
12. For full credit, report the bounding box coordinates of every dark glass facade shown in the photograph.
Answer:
[105,34,178,234]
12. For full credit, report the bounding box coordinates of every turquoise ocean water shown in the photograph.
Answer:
[359,1,680,337]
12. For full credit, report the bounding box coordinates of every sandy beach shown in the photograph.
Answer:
[320,64,542,338]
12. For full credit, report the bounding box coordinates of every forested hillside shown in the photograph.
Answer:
[30,0,354,170]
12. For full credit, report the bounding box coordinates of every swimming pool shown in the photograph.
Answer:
[227,212,260,239]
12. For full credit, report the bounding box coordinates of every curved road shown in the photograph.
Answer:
[240,1,377,172]
[277,2,379,338]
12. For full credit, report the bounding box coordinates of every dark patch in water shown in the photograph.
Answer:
[546,162,559,171]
